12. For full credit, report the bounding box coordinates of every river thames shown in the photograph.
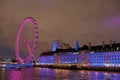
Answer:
[0,67,120,80]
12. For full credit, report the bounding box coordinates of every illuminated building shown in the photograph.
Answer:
[37,40,120,69]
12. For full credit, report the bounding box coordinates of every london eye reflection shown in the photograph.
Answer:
[5,69,23,80]
[2,68,120,80]
[5,68,38,80]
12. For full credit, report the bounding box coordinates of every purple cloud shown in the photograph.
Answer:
[103,16,120,27]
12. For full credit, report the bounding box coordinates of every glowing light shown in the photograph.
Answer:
[52,40,57,51]
[75,40,79,51]
[38,50,120,68]
[15,17,38,64]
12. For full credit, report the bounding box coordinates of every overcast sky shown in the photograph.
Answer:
[0,0,120,57]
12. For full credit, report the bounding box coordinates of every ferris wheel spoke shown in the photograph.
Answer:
[15,17,38,64]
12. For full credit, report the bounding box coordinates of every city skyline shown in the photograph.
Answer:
[0,0,120,58]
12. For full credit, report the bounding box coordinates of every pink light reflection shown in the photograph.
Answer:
[6,68,36,80]
[7,70,23,80]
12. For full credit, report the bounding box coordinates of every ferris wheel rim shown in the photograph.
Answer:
[15,17,38,63]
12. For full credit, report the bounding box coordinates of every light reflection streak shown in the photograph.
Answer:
[1,68,120,80]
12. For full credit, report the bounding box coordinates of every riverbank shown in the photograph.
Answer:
[1,63,120,72]
[34,64,120,72]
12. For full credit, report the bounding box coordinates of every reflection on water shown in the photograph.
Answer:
[0,68,120,80]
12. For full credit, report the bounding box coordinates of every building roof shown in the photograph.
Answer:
[39,42,120,56]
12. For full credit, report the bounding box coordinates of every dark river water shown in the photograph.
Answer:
[0,67,120,80]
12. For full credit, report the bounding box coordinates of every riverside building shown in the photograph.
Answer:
[37,40,120,71]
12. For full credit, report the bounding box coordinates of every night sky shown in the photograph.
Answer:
[0,0,120,58]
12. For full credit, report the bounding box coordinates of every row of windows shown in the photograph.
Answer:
[38,52,120,64]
